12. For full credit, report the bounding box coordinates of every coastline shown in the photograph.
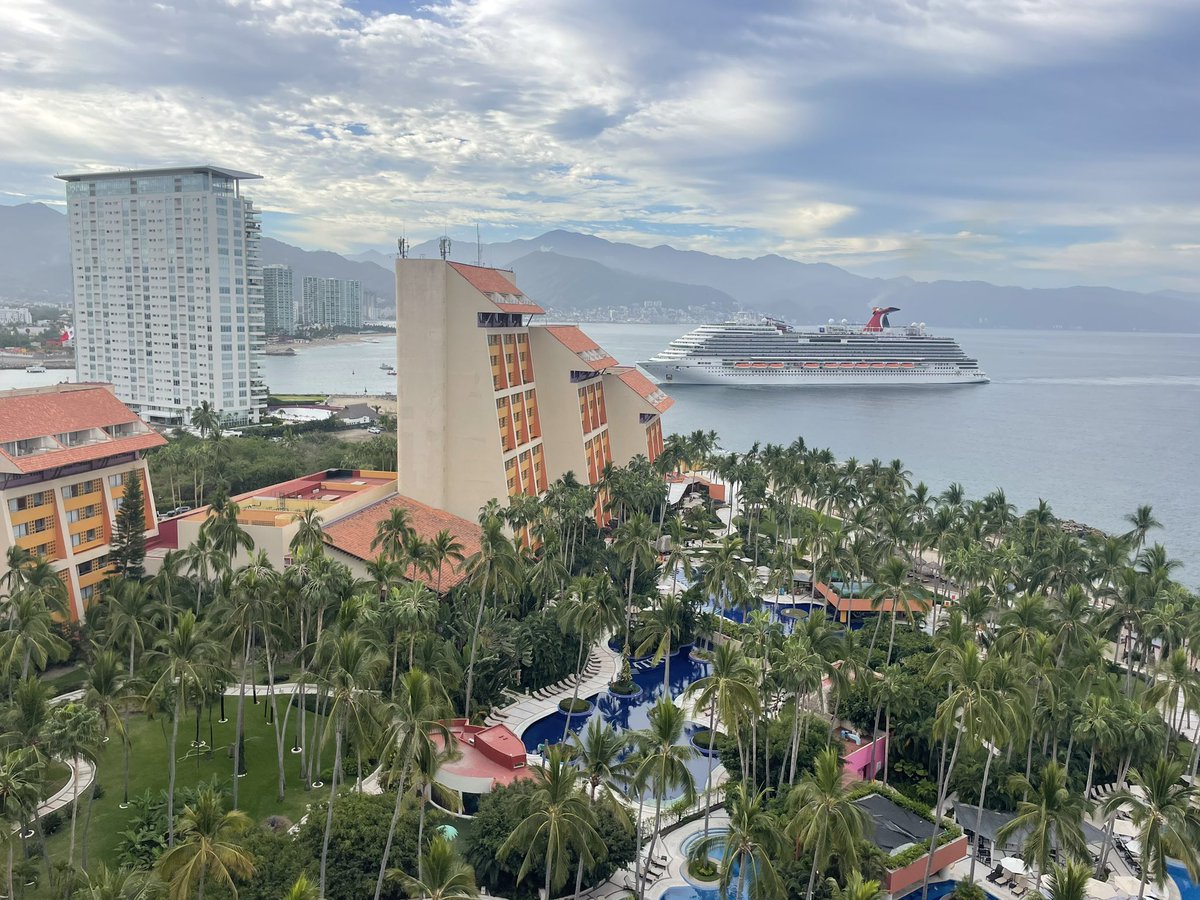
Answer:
[266,330,396,351]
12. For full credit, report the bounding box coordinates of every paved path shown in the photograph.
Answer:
[483,640,623,736]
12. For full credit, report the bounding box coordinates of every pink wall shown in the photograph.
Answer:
[842,734,889,780]
[886,835,969,895]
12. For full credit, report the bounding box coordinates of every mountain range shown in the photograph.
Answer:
[3,202,1198,331]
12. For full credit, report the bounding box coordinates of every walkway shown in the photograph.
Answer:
[483,640,623,736]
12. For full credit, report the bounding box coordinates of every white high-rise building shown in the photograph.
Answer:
[263,265,295,335]
[302,276,362,329]
[57,165,267,426]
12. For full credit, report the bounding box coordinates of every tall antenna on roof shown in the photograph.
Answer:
[438,235,451,260]
[397,236,408,259]
[475,223,482,267]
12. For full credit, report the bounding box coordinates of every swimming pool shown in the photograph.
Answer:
[896,881,1000,900]
[519,646,713,797]
[1169,861,1200,900]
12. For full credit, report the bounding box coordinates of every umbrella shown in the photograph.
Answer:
[437,824,459,841]
[1000,858,1028,876]
[1086,879,1117,900]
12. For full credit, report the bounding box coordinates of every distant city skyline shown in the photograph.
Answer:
[2,1,1198,292]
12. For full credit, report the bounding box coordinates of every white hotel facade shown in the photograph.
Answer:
[57,165,268,426]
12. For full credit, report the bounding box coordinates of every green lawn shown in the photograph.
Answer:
[41,696,329,873]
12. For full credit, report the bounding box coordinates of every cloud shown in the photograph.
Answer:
[0,0,1197,291]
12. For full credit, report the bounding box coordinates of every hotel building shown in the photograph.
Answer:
[301,276,362,329]
[263,264,295,335]
[395,259,672,523]
[57,165,267,426]
[0,384,165,619]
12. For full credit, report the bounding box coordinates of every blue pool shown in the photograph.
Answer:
[897,881,1000,900]
[1169,861,1200,900]
[520,646,714,797]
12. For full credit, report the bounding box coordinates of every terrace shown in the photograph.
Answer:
[852,789,968,896]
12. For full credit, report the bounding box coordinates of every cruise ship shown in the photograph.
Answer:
[640,308,988,386]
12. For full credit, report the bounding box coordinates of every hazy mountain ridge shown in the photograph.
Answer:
[3,202,1198,331]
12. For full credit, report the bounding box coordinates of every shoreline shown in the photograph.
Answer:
[266,330,396,351]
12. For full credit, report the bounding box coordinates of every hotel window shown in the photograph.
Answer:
[108,473,125,487]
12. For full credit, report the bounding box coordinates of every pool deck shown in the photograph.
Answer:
[483,640,624,737]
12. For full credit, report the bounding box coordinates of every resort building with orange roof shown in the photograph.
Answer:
[394,258,673,523]
[0,383,165,619]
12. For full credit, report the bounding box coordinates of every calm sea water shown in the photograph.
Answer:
[9,327,1195,581]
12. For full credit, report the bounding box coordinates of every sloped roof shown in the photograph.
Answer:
[322,493,482,592]
[0,386,165,473]
[541,325,618,370]
[448,262,545,314]
[610,366,674,413]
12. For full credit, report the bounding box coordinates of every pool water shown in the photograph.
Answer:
[896,881,1000,900]
[1169,861,1200,900]
[519,646,714,798]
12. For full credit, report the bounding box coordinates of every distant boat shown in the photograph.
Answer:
[385,368,397,376]
[379,362,391,370]
[25,364,47,373]
[362,338,381,344]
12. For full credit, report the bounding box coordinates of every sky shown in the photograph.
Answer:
[2,0,1199,292]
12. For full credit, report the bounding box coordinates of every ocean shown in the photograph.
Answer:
[9,326,1196,582]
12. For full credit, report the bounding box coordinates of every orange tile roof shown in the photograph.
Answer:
[8,432,166,474]
[0,386,140,442]
[323,493,483,593]
[611,366,674,413]
[448,262,545,314]
[542,325,618,370]
[0,386,166,472]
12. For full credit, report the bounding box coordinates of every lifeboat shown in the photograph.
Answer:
[803,362,819,368]
[824,363,840,369]
[734,362,751,368]
[901,362,914,367]
[872,362,886,368]
[752,362,768,368]
[769,362,784,368]
[856,362,870,368]
[886,362,900,367]
[841,362,856,368]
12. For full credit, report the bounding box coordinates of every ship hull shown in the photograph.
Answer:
[641,361,989,386]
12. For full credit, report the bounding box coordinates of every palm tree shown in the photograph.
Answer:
[73,863,163,899]
[827,871,886,900]
[1101,758,1200,900]
[1047,859,1093,900]
[702,536,751,636]
[661,515,695,600]
[772,633,825,787]
[0,748,43,900]
[281,873,319,900]
[1124,504,1161,552]
[461,517,519,719]
[372,506,415,562]
[373,669,456,900]
[103,578,161,678]
[156,785,254,900]
[391,835,478,900]
[289,507,326,557]
[997,761,1089,885]
[612,512,658,652]
[569,718,633,804]
[316,631,385,898]
[634,699,696,882]
[83,650,131,855]
[0,590,70,678]
[190,401,221,440]
[428,529,466,596]
[786,747,871,900]
[686,643,759,831]
[46,700,104,866]
[633,593,689,694]
[498,745,600,900]
[149,611,222,848]
[557,576,622,738]
[691,783,786,900]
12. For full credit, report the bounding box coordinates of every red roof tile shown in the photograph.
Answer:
[0,386,166,472]
[0,386,141,442]
[541,325,618,370]
[611,366,674,413]
[323,493,482,592]
[448,262,545,315]
[8,432,166,474]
